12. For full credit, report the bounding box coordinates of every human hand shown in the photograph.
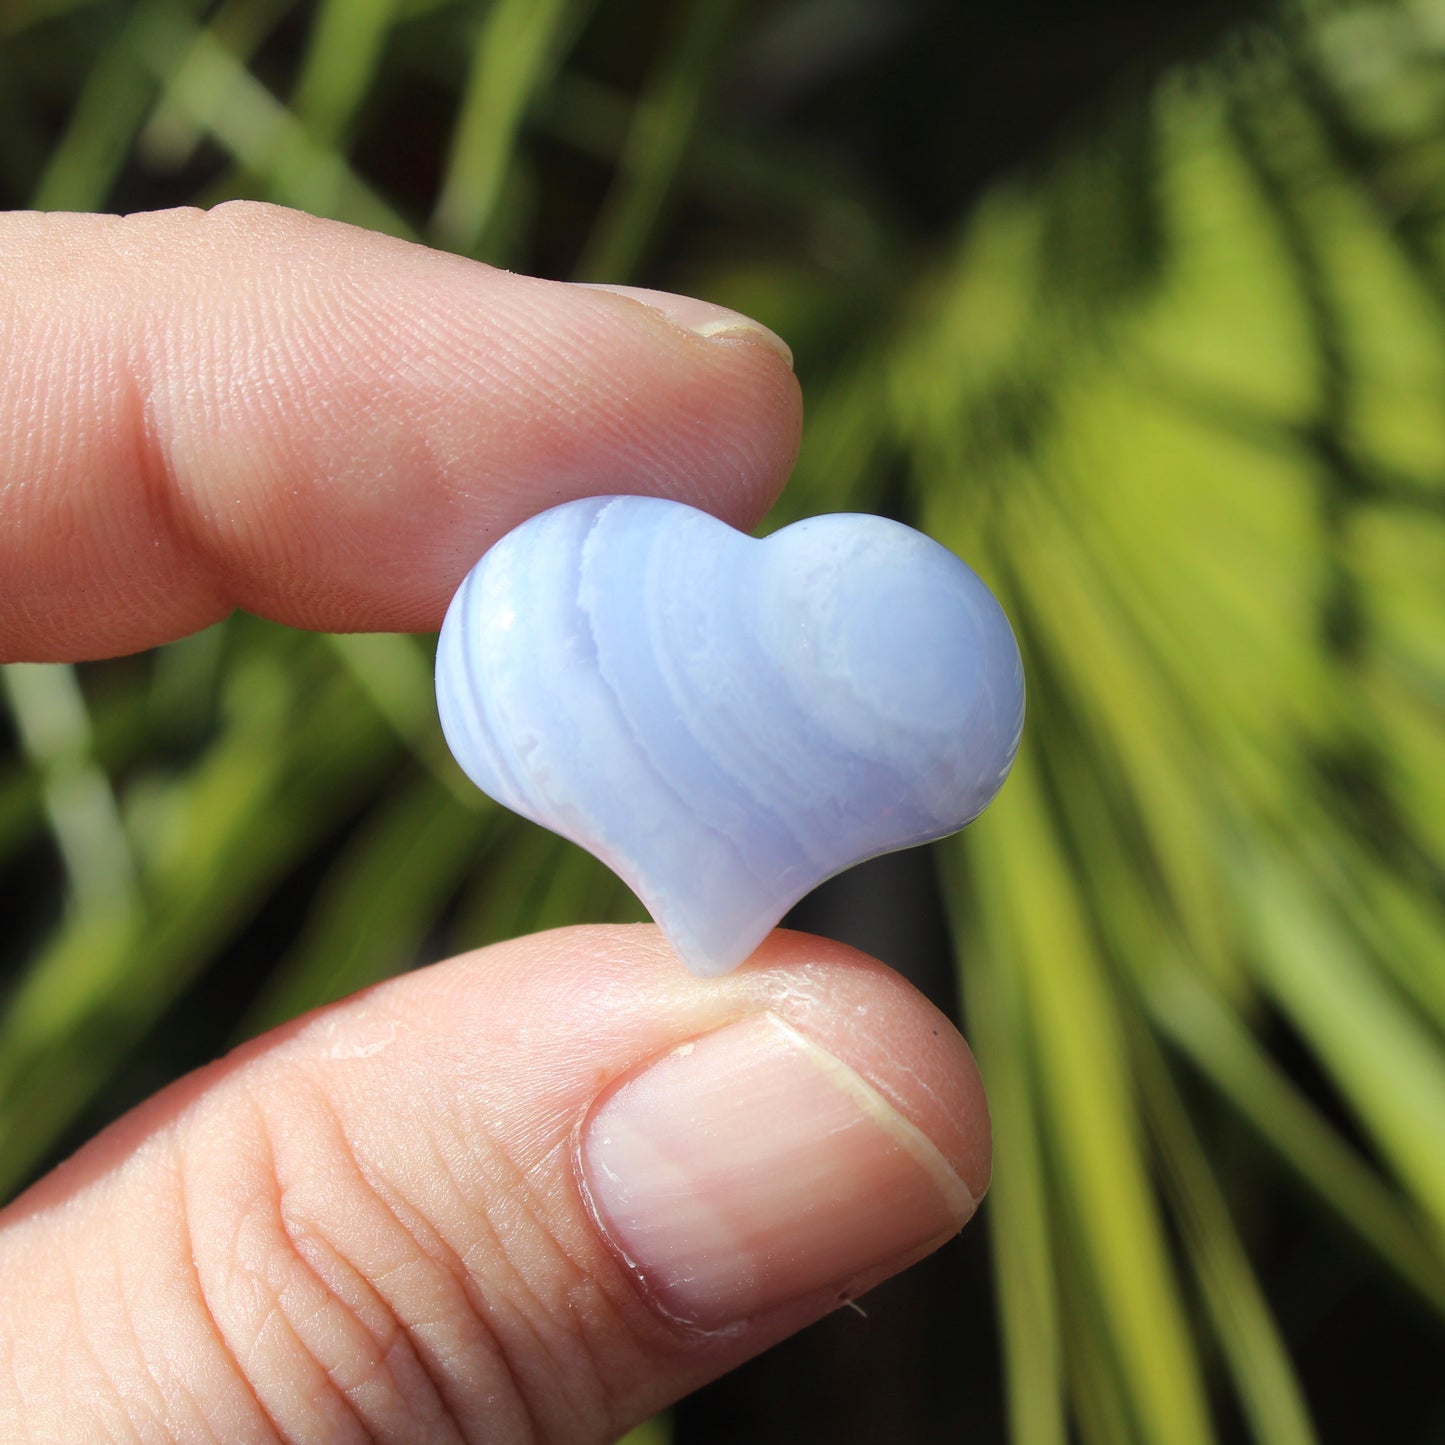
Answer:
[0,202,989,1443]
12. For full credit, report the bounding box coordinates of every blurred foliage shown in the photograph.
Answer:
[2,0,1445,1440]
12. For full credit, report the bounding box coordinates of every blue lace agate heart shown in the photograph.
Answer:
[435,496,1024,976]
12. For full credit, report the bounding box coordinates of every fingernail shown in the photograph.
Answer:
[579,1013,975,1330]
[577,282,794,368]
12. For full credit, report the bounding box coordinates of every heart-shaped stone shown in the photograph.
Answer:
[435,496,1024,975]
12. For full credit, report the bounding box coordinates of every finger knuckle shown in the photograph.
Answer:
[179,1070,634,1444]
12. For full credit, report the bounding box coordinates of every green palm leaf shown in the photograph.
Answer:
[2,0,1443,1438]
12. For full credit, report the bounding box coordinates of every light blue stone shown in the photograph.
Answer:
[435,496,1025,976]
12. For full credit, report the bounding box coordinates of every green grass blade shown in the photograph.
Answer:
[1136,1027,1319,1445]
[429,0,589,257]
[271,0,398,213]
[449,818,643,956]
[1151,965,1445,1319]
[1,664,137,914]
[138,0,293,169]
[288,0,396,145]
[29,0,188,208]
[1243,851,1445,1249]
[573,0,737,283]
[965,756,1215,1445]
[0,670,151,869]
[239,771,494,1036]
[0,651,401,1195]
[130,3,415,234]
[944,841,1067,1445]
[0,0,104,35]
[616,1414,671,1445]
[1055,1217,1142,1445]
[325,632,477,803]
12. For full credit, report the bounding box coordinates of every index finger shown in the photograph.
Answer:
[0,203,800,662]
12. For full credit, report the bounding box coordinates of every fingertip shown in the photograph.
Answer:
[544,926,987,1331]
[0,919,988,1441]
[729,929,992,1206]
[410,924,990,1216]
[574,282,795,370]
[0,203,803,659]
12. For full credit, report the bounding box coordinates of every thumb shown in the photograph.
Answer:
[0,926,988,1444]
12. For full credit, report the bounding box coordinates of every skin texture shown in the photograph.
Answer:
[0,203,798,659]
[0,203,991,1444]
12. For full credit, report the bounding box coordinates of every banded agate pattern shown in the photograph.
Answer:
[435,496,1024,975]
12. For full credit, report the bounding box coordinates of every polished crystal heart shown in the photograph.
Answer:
[435,496,1024,975]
